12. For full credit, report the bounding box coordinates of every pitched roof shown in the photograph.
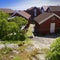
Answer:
[26,7,40,11]
[47,6,60,11]
[11,11,31,20]
[19,11,31,19]
[0,8,14,13]
[41,6,48,11]
[34,12,60,24]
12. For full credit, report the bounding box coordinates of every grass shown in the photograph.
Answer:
[13,56,21,60]
[40,48,50,54]
[0,41,50,60]
[16,48,40,60]
[0,40,40,60]
[26,28,32,37]
[0,38,33,60]
[26,24,34,37]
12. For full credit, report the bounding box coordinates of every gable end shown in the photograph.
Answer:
[39,13,60,25]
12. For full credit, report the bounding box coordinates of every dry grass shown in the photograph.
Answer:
[0,44,49,60]
[26,24,35,37]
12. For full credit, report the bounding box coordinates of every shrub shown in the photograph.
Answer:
[46,37,60,60]
[2,32,26,41]
[0,11,28,41]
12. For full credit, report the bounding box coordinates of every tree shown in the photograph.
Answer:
[46,38,60,60]
[0,11,9,20]
[0,19,19,40]
[7,22,19,34]
[0,11,28,41]
[2,22,20,41]
[11,16,28,28]
[0,19,8,39]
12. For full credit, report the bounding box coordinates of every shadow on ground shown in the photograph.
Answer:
[33,32,60,38]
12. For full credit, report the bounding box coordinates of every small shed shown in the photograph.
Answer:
[11,11,31,20]
[46,6,60,16]
[25,7,41,20]
[34,13,60,34]
[8,11,31,29]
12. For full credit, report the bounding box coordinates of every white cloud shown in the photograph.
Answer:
[7,0,60,10]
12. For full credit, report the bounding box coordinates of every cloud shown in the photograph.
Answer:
[49,0,60,2]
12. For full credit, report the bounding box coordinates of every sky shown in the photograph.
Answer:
[0,0,60,10]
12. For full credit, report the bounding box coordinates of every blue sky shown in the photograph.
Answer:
[0,0,60,10]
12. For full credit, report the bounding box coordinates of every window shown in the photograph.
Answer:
[34,9,37,16]
[41,9,44,13]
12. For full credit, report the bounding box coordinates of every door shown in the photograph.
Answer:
[50,23,55,33]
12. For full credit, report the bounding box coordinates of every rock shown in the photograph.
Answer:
[0,44,5,49]
[36,54,46,60]
[25,45,36,52]
[5,44,18,49]
[10,55,15,59]
[13,50,19,54]
[31,57,37,60]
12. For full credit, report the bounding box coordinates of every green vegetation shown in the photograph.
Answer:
[46,37,60,60]
[26,27,32,37]
[11,16,28,28]
[0,11,41,60]
[0,11,28,41]
[13,56,21,60]
[26,24,34,37]
[0,46,13,60]
[0,11,9,19]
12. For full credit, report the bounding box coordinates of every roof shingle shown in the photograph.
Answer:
[11,11,31,20]
[47,6,60,11]
[34,12,60,24]
[19,11,31,19]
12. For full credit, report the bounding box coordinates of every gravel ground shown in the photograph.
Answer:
[32,36,55,49]
[31,35,58,60]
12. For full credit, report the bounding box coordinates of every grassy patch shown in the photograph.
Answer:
[0,42,40,60]
[13,56,21,60]
[26,29,32,37]
[26,24,34,37]
[40,48,50,54]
